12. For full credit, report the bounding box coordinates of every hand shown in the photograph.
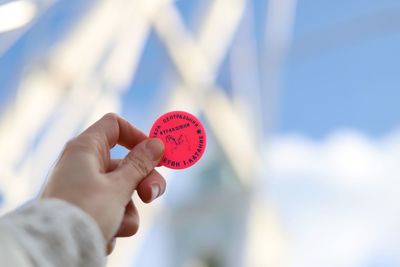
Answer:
[41,113,166,254]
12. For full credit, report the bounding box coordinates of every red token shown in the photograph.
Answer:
[149,111,207,169]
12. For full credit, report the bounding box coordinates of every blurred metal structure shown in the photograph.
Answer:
[0,0,293,266]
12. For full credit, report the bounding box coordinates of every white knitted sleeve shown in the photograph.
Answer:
[0,199,106,267]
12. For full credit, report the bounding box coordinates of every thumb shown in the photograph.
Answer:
[111,138,164,196]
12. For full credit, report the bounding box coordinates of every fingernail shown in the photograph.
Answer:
[150,183,161,201]
[145,138,164,161]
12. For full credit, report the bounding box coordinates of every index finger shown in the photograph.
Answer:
[75,113,147,169]
[81,113,147,149]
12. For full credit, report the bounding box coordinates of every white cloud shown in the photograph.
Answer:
[265,129,400,188]
[261,129,400,267]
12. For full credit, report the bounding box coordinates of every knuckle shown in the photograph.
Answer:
[63,138,81,153]
[103,112,119,121]
[124,153,152,177]
[63,138,92,155]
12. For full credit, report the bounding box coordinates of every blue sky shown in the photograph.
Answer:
[280,0,400,138]
[145,0,400,139]
[1,0,399,139]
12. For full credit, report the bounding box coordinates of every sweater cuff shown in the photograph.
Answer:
[0,198,106,267]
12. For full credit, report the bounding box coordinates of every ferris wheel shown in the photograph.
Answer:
[0,0,300,266]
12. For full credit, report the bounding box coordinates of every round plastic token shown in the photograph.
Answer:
[149,111,207,169]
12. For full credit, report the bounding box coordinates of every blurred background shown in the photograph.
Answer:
[1,0,400,266]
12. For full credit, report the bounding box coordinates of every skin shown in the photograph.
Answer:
[41,113,166,254]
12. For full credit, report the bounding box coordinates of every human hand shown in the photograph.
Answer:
[41,113,166,254]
